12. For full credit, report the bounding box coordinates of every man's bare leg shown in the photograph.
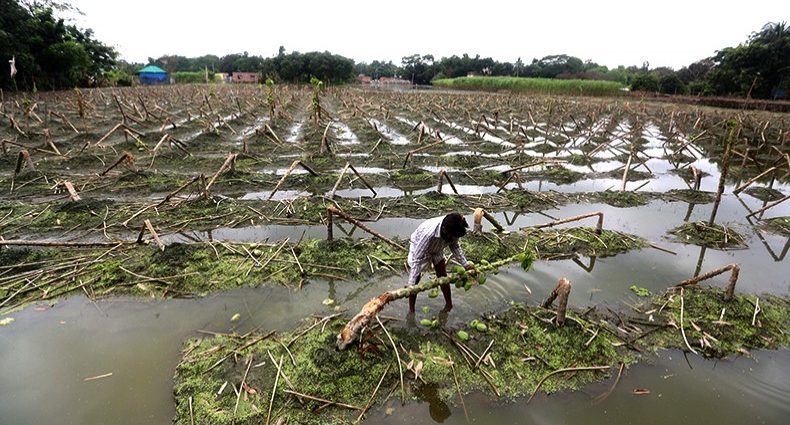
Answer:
[408,273,421,313]
[435,259,452,310]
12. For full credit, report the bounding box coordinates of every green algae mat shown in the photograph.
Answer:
[173,288,789,425]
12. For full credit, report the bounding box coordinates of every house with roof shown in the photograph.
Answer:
[136,65,169,85]
[231,72,259,83]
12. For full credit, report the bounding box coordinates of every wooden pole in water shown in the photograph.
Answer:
[708,122,738,225]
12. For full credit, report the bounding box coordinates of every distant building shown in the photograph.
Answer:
[136,65,168,85]
[356,74,372,84]
[215,73,230,83]
[376,76,410,85]
[232,72,259,83]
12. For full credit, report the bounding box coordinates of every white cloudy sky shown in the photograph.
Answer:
[69,0,788,69]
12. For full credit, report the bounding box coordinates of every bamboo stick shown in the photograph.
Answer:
[674,263,740,301]
[525,212,604,235]
[326,207,404,251]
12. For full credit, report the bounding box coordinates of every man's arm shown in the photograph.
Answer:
[449,240,469,267]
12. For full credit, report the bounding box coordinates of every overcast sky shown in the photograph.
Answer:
[69,0,788,69]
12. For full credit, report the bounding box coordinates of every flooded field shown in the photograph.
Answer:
[1,84,788,424]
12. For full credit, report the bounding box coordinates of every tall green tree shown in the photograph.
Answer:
[706,22,790,99]
[0,0,117,90]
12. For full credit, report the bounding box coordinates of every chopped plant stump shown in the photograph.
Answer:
[173,288,790,425]
[0,228,647,313]
[669,222,747,249]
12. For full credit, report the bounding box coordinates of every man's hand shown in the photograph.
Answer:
[464,262,476,272]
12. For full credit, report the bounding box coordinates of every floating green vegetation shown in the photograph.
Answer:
[641,288,790,358]
[759,216,790,236]
[173,288,790,425]
[527,166,584,185]
[664,189,715,204]
[604,169,652,183]
[743,186,784,202]
[392,167,434,187]
[669,221,747,249]
[413,191,460,211]
[0,227,647,313]
[502,189,563,211]
[593,190,649,208]
[525,227,647,258]
[630,285,651,297]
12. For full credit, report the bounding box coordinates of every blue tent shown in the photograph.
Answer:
[136,65,168,85]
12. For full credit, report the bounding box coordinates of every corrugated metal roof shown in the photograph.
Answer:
[136,65,167,74]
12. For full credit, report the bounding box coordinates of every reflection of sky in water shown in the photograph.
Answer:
[369,118,410,145]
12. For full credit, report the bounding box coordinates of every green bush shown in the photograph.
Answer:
[173,71,215,84]
[630,74,660,92]
[432,76,625,96]
[659,74,687,95]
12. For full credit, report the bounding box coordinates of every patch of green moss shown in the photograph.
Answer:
[669,221,747,249]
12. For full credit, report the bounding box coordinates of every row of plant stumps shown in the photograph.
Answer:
[0,84,788,423]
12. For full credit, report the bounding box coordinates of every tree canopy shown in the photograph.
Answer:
[0,0,118,90]
[705,22,790,98]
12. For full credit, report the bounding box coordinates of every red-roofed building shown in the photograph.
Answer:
[232,72,259,83]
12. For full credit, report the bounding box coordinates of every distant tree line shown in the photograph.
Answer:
[0,0,117,90]
[1,2,786,100]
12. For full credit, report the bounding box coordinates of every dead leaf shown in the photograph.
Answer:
[413,361,424,380]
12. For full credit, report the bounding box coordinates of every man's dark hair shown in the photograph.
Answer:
[441,213,468,240]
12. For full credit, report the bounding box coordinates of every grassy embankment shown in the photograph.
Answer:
[432,76,626,96]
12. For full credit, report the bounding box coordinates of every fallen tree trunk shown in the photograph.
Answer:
[336,251,533,350]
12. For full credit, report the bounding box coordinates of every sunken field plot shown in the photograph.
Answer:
[0,85,789,424]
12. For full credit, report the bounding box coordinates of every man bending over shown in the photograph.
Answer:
[407,213,475,313]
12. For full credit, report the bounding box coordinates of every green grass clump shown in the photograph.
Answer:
[432,76,626,97]
[642,288,790,357]
[744,186,784,202]
[759,216,790,236]
[594,190,649,208]
[669,221,747,249]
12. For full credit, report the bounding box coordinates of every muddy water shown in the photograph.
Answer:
[3,186,789,423]
[1,275,788,425]
[369,349,790,425]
